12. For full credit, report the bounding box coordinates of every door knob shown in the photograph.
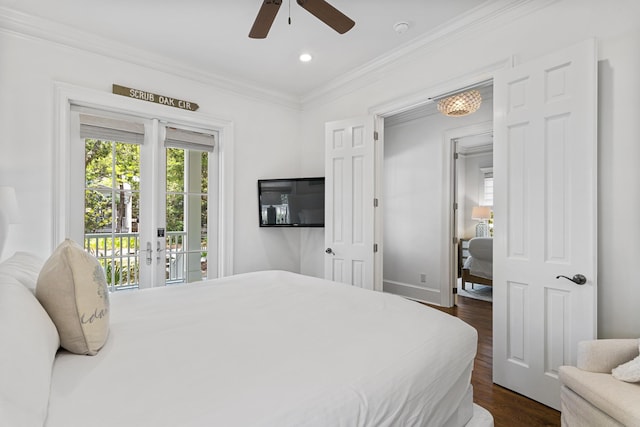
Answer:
[325,248,334,255]
[555,274,587,285]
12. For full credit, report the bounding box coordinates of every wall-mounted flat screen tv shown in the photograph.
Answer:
[258,177,325,227]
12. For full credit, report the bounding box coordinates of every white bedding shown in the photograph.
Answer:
[45,270,477,427]
[463,238,493,280]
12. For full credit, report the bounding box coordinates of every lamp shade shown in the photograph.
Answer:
[471,206,491,221]
[0,187,20,224]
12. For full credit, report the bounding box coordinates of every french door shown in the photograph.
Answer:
[70,108,217,290]
[493,39,597,409]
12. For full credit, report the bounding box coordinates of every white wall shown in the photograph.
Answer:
[597,27,640,338]
[299,0,640,338]
[0,31,303,274]
[382,104,492,295]
[384,118,443,292]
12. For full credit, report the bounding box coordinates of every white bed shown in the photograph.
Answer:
[0,252,492,427]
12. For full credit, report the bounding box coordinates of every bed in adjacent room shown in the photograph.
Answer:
[0,246,493,427]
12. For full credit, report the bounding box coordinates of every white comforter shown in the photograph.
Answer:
[46,271,477,427]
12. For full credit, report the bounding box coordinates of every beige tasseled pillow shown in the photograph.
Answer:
[36,239,110,355]
[612,340,640,383]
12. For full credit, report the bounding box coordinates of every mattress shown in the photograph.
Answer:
[46,270,478,427]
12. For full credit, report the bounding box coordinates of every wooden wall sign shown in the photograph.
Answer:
[112,84,199,111]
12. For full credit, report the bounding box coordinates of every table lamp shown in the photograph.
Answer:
[471,206,491,237]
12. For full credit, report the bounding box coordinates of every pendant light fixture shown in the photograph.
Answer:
[437,90,482,117]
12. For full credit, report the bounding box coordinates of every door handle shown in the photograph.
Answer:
[325,248,335,255]
[555,274,587,285]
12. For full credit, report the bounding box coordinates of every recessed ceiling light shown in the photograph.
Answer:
[393,21,410,34]
[299,53,313,63]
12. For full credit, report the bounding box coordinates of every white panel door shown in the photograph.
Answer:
[324,116,375,289]
[493,40,597,410]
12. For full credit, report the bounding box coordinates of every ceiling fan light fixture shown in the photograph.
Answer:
[299,53,313,62]
[437,90,482,117]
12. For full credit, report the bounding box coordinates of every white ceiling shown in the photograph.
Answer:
[0,0,494,98]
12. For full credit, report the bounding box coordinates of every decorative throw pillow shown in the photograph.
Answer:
[612,340,640,383]
[36,239,110,355]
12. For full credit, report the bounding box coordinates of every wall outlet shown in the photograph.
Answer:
[420,273,427,283]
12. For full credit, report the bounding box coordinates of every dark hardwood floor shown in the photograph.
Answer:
[429,295,561,427]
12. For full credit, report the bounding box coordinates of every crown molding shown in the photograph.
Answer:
[0,0,559,112]
[301,0,559,109]
[0,7,302,110]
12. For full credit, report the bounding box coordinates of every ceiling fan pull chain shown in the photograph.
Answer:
[249,0,354,38]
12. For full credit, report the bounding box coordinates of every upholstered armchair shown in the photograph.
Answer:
[559,339,640,426]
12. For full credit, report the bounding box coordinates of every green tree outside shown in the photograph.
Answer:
[84,141,207,247]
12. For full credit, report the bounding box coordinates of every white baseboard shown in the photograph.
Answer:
[383,280,440,305]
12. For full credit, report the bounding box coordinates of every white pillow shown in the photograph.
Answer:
[36,239,110,355]
[612,341,640,383]
[0,280,60,427]
[0,251,45,293]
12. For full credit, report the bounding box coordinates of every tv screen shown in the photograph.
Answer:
[258,178,325,227]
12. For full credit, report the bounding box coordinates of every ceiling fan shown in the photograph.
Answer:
[249,0,355,39]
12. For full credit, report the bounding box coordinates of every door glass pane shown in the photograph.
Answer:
[84,138,141,291]
[165,147,208,284]
[85,139,113,189]
[166,148,184,192]
[166,194,185,232]
[200,151,208,191]
[84,189,112,233]
[198,193,208,278]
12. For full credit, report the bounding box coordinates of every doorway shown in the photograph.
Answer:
[454,131,494,303]
[380,84,493,307]
[70,108,218,290]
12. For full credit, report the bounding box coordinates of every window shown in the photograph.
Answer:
[481,167,493,207]
[164,126,216,284]
[70,107,218,290]
[80,113,144,290]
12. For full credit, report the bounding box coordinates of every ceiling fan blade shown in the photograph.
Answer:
[249,0,283,39]
[296,0,355,34]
